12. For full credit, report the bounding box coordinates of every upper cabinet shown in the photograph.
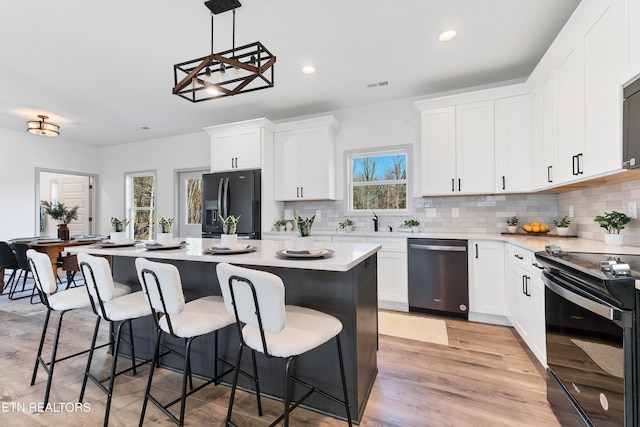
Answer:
[528,0,623,189]
[495,95,532,193]
[274,116,339,201]
[620,0,640,84]
[416,84,529,196]
[204,118,275,172]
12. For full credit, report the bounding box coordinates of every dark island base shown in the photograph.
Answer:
[111,255,378,423]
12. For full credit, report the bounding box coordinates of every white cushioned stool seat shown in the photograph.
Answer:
[101,291,152,322]
[243,305,343,358]
[158,295,234,338]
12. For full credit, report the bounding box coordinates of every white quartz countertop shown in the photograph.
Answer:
[263,231,640,255]
[66,238,381,272]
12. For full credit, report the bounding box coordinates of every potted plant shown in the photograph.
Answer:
[338,219,354,232]
[157,216,174,244]
[553,215,571,236]
[295,214,316,250]
[403,219,420,232]
[506,216,519,233]
[41,201,79,240]
[594,211,632,246]
[109,217,130,242]
[274,219,287,232]
[220,215,240,248]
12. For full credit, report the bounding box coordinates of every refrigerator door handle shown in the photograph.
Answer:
[217,178,224,220]
[223,177,230,217]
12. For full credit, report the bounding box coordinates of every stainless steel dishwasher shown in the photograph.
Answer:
[407,238,468,319]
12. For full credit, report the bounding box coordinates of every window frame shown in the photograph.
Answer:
[125,170,157,240]
[345,145,413,216]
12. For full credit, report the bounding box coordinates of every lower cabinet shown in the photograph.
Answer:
[468,240,508,325]
[506,245,546,366]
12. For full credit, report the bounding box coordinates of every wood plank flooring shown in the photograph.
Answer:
[0,301,564,426]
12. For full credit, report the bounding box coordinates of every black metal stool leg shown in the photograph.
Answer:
[336,336,353,426]
[103,320,126,427]
[139,329,162,427]
[31,309,52,386]
[79,316,102,402]
[226,342,244,426]
[42,310,67,406]
[251,348,262,416]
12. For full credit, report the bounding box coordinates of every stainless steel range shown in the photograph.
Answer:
[535,248,639,426]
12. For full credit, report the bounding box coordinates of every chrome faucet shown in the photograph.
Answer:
[372,212,378,232]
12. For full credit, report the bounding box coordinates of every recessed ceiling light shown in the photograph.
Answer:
[302,66,316,74]
[439,30,457,42]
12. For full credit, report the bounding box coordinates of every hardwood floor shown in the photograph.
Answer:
[0,300,563,426]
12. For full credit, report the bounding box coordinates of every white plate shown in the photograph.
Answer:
[206,245,257,254]
[213,243,252,251]
[276,249,334,259]
[144,241,188,250]
[95,240,138,248]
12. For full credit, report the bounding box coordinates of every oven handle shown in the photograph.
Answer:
[545,277,615,321]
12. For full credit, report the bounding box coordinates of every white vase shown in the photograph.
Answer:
[507,225,518,233]
[556,227,569,236]
[295,236,314,251]
[279,225,286,232]
[110,231,126,242]
[220,234,238,248]
[156,232,173,244]
[604,233,624,246]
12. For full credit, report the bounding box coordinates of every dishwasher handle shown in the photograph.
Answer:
[409,243,466,252]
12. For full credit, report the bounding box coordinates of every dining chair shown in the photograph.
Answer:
[0,241,19,295]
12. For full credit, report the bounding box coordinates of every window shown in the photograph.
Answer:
[347,148,409,213]
[126,172,156,240]
[185,177,202,225]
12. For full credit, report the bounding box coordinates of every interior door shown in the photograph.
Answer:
[178,170,205,238]
[59,176,91,236]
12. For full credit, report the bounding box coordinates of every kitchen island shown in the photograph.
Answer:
[69,238,380,423]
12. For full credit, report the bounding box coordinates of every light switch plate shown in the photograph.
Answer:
[315,210,322,221]
[629,202,637,219]
[452,208,459,218]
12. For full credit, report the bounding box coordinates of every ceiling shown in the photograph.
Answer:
[1,0,581,146]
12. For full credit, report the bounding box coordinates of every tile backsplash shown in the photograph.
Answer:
[284,178,640,247]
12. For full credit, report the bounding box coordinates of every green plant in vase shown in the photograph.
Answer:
[295,214,316,237]
[41,201,79,240]
[595,211,632,246]
[109,217,130,242]
[157,216,174,233]
[220,215,241,248]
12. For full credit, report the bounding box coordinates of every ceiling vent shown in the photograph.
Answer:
[366,80,390,88]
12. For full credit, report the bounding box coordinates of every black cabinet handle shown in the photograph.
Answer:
[547,165,553,183]
[475,244,479,258]
[572,155,579,175]
[525,276,531,297]
[514,254,523,260]
[522,276,526,295]
[458,178,461,192]
[502,176,506,190]
[300,187,304,198]
[296,187,300,197]
[577,153,583,174]
[451,178,455,192]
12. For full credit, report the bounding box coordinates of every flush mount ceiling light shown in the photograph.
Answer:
[26,115,59,137]
[302,66,315,74]
[439,30,457,42]
[173,0,276,102]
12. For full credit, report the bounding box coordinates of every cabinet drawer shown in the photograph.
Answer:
[367,237,407,252]
[510,246,544,277]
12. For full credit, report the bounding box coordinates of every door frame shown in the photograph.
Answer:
[35,168,98,236]
[174,166,209,238]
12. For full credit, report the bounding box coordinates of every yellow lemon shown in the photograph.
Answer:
[523,224,532,232]
[532,225,541,233]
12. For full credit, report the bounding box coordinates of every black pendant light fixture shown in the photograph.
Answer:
[172,0,276,102]
[26,115,59,137]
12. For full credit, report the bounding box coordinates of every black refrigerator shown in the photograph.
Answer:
[201,169,261,239]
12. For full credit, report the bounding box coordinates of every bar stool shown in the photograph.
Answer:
[0,241,19,294]
[216,262,353,427]
[135,257,238,427]
[77,252,152,427]
[26,249,130,407]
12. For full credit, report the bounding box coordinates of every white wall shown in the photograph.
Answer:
[0,127,99,240]
[96,131,209,235]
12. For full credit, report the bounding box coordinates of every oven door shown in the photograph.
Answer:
[544,271,633,426]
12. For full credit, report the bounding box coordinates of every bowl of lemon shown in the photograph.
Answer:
[522,222,550,234]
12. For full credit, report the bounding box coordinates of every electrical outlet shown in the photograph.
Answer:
[452,208,459,218]
[629,202,637,219]
[568,205,574,218]
[315,210,322,221]
[426,208,437,218]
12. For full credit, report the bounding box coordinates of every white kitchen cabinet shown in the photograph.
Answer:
[274,117,338,201]
[468,240,507,325]
[583,0,621,177]
[204,118,274,172]
[504,244,516,325]
[507,245,546,366]
[555,44,586,184]
[367,237,407,311]
[620,0,640,84]
[495,95,532,192]
[420,101,495,195]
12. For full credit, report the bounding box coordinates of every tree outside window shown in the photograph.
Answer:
[186,178,202,225]
[127,173,156,240]
[349,151,408,212]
